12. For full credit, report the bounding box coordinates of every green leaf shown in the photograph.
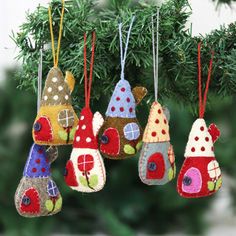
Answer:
[69,127,76,140]
[58,130,68,141]
[207,181,215,191]
[79,175,98,188]
[54,197,62,212]
[168,168,174,181]
[215,178,222,191]
[136,141,143,151]
[45,200,54,211]
[124,144,135,155]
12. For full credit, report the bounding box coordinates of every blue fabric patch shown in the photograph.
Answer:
[23,143,51,178]
[106,79,136,118]
[123,122,140,140]
[47,180,59,197]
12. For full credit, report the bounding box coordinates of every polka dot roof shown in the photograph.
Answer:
[41,67,72,106]
[185,118,215,158]
[23,144,51,178]
[143,102,170,142]
[73,107,98,149]
[106,79,136,118]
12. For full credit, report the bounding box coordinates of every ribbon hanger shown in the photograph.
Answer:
[84,32,96,108]
[198,42,214,118]
[48,0,65,68]
[118,16,135,80]
[151,8,160,101]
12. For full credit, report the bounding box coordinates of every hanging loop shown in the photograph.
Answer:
[84,32,96,108]
[197,42,214,118]
[152,7,160,101]
[48,0,65,67]
[37,47,43,112]
[118,16,135,80]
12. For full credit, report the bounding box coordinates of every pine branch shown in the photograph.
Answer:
[13,0,236,109]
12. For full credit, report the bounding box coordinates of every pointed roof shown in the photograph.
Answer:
[143,101,170,142]
[23,144,50,178]
[41,67,72,106]
[106,79,136,118]
[73,107,98,149]
[185,118,214,157]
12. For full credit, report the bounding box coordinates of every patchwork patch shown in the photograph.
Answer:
[64,160,79,187]
[23,144,50,178]
[33,116,53,142]
[20,188,40,214]
[146,153,165,180]
[123,122,140,141]
[182,167,202,194]
[207,160,221,179]
[58,109,74,128]
[77,155,94,172]
[47,180,59,197]
[100,128,120,156]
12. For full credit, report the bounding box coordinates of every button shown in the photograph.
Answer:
[34,122,41,132]
[64,168,68,177]
[183,176,192,186]
[22,196,31,206]
[101,135,109,144]
[148,162,157,171]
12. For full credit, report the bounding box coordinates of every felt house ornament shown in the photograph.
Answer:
[139,12,175,185]
[64,32,106,192]
[15,144,62,217]
[32,1,78,146]
[139,102,176,184]
[99,17,147,160]
[177,43,222,198]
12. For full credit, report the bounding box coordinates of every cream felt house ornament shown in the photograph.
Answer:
[139,10,176,185]
[64,32,106,192]
[177,43,222,198]
[32,0,78,146]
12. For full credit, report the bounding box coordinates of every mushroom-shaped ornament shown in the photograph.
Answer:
[177,120,222,198]
[139,102,176,185]
[15,144,62,217]
[32,1,78,145]
[64,32,106,192]
[99,17,147,159]
[99,83,147,159]
[177,43,222,198]
[32,68,78,145]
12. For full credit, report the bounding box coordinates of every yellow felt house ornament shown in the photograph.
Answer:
[32,0,78,146]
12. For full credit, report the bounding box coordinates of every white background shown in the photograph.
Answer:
[1,0,236,82]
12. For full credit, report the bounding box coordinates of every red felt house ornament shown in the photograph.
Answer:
[64,32,106,192]
[177,43,222,198]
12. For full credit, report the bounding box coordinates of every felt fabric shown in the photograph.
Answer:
[143,102,170,143]
[32,67,78,146]
[106,80,136,118]
[15,143,62,217]
[100,85,147,160]
[177,118,222,198]
[138,102,175,185]
[139,142,176,185]
[65,109,106,193]
[100,117,143,159]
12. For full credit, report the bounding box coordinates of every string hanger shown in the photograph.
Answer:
[37,48,43,112]
[151,7,160,102]
[48,0,65,68]
[83,31,96,108]
[118,16,135,80]
[197,42,214,118]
